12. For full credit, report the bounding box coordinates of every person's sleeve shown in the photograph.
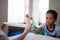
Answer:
[56,27,60,37]
[0,30,9,40]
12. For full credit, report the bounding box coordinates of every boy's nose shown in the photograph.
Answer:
[46,19,50,22]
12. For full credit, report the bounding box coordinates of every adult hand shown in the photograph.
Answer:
[0,22,6,31]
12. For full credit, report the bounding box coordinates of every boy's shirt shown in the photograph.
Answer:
[40,23,60,37]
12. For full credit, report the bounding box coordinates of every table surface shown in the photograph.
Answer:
[3,22,27,27]
[9,33,60,40]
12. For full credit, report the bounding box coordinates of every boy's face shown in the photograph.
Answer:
[46,13,56,26]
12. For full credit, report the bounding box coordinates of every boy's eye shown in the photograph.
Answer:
[50,17,55,20]
[46,17,48,19]
[46,17,54,20]
[50,17,53,19]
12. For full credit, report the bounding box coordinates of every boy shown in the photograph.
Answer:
[31,10,60,38]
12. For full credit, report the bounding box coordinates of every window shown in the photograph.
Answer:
[39,0,49,23]
[25,0,29,15]
[8,0,29,23]
[32,0,49,27]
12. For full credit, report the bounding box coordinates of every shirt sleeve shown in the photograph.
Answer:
[56,27,60,37]
[0,30,9,40]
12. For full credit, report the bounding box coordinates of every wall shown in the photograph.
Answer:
[0,0,2,24]
[0,0,8,25]
[32,0,39,26]
[49,0,60,25]
[0,0,8,34]
[29,0,33,18]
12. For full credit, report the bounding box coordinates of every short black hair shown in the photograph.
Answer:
[46,10,58,20]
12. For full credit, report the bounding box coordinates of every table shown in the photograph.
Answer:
[9,33,60,40]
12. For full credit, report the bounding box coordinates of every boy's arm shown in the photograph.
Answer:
[56,36,60,38]
[32,27,42,34]
[56,27,60,39]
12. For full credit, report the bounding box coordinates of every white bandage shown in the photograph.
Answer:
[30,20,33,24]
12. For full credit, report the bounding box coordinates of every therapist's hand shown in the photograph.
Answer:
[24,24,32,32]
[0,22,6,31]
